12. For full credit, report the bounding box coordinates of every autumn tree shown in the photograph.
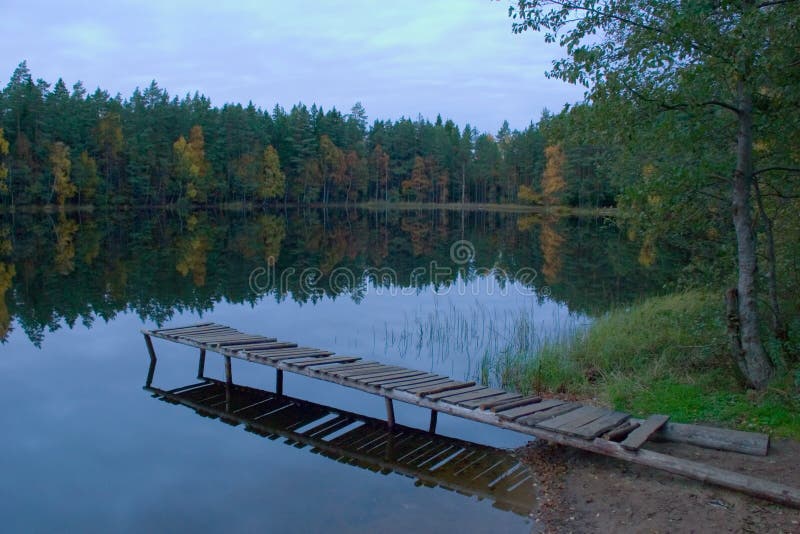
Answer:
[259,145,285,201]
[541,144,566,205]
[401,156,432,202]
[49,141,76,207]
[173,125,211,203]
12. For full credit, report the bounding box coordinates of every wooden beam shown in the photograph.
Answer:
[590,439,800,509]
[429,410,438,434]
[571,411,630,439]
[197,348,206,378]
[654,421,769,456]
[152,322,214,333]
[606,421,639,441]
[276,369,283,396]
[224,356,233,386]
[144,334,157,362]
[622,415,670,451]
[497,399,564,421]
[385,397,395,429]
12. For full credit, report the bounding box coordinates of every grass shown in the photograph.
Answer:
[489,290,800,439]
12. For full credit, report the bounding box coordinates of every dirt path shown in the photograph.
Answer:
[519,438,800,533]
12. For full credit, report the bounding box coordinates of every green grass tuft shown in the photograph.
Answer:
[497,290,800,439]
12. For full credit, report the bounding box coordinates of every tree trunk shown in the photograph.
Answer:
[731,83,773,389]
[753,177,787,341]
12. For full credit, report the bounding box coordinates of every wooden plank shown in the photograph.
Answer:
[289,356,362,368]
[379,374,441,389]
[605,421,639,441]
[211,338,281,347]
[572,411,630,439]
[400,378,455,394]
[463,392,523,410]
[517,403,581,426]
[537,406,608,433]
[359,370,428,385]
[152,322,214,333]
[166,326,241,337]
[332,364,398,378]
[161,327,234,338]
[351,368,421,382]
[496,399,565,421]
[621,414,670,451]
[465,393,524,410]
[261,350,335,361]
[443,388,507,405]
[415,381,475,397]
[487,396,542,412]
[427,384,488,400]
[184,334,265,343]
[154,324,227,335]
[227,342,298,351]
[318,361,379,373]
[655,421,769,456]
[251,347,333,358]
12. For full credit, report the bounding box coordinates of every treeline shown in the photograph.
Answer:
[0,61,614,209]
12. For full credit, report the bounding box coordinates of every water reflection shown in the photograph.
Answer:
[145,362,538,516]
[1,208,683,344]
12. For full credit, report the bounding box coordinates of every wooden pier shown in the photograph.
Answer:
[143,322,800,508]
[146,376,538,515]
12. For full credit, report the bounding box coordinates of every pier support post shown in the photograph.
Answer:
[276,369,284,396]
[144,334,157,363]
[224,356,233,386]
[145,357,157,388]
[385,397,395,429]
[429,409,438,434]
[197,349,206,378]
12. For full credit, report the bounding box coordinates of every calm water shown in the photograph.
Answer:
[0,208,682,532]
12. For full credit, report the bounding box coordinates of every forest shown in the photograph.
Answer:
[0,61,610,209]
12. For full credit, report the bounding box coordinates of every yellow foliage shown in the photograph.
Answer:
[0,262,15,340]
[54,216,79,275]
[540,222,565,284]
[260,145,286,200]
[50,142,77,207]
[647,194,662,207]
[542,144,566,204]
[173,125,211,203]
[638,234,657,267]
[517,184,542,205]
[176,235,210,287]
[517,214,541,231]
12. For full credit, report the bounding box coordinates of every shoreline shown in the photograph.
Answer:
[0,201,617,217]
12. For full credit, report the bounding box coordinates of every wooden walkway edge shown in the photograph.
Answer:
[142,322,800,508]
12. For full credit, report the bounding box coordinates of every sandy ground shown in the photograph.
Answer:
[519,438,800,533]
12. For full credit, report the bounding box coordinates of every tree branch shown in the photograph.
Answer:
[753,166,800,177]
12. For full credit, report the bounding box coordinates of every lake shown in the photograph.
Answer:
[0,208,682,532]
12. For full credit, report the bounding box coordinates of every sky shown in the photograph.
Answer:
[0,0,586,134]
